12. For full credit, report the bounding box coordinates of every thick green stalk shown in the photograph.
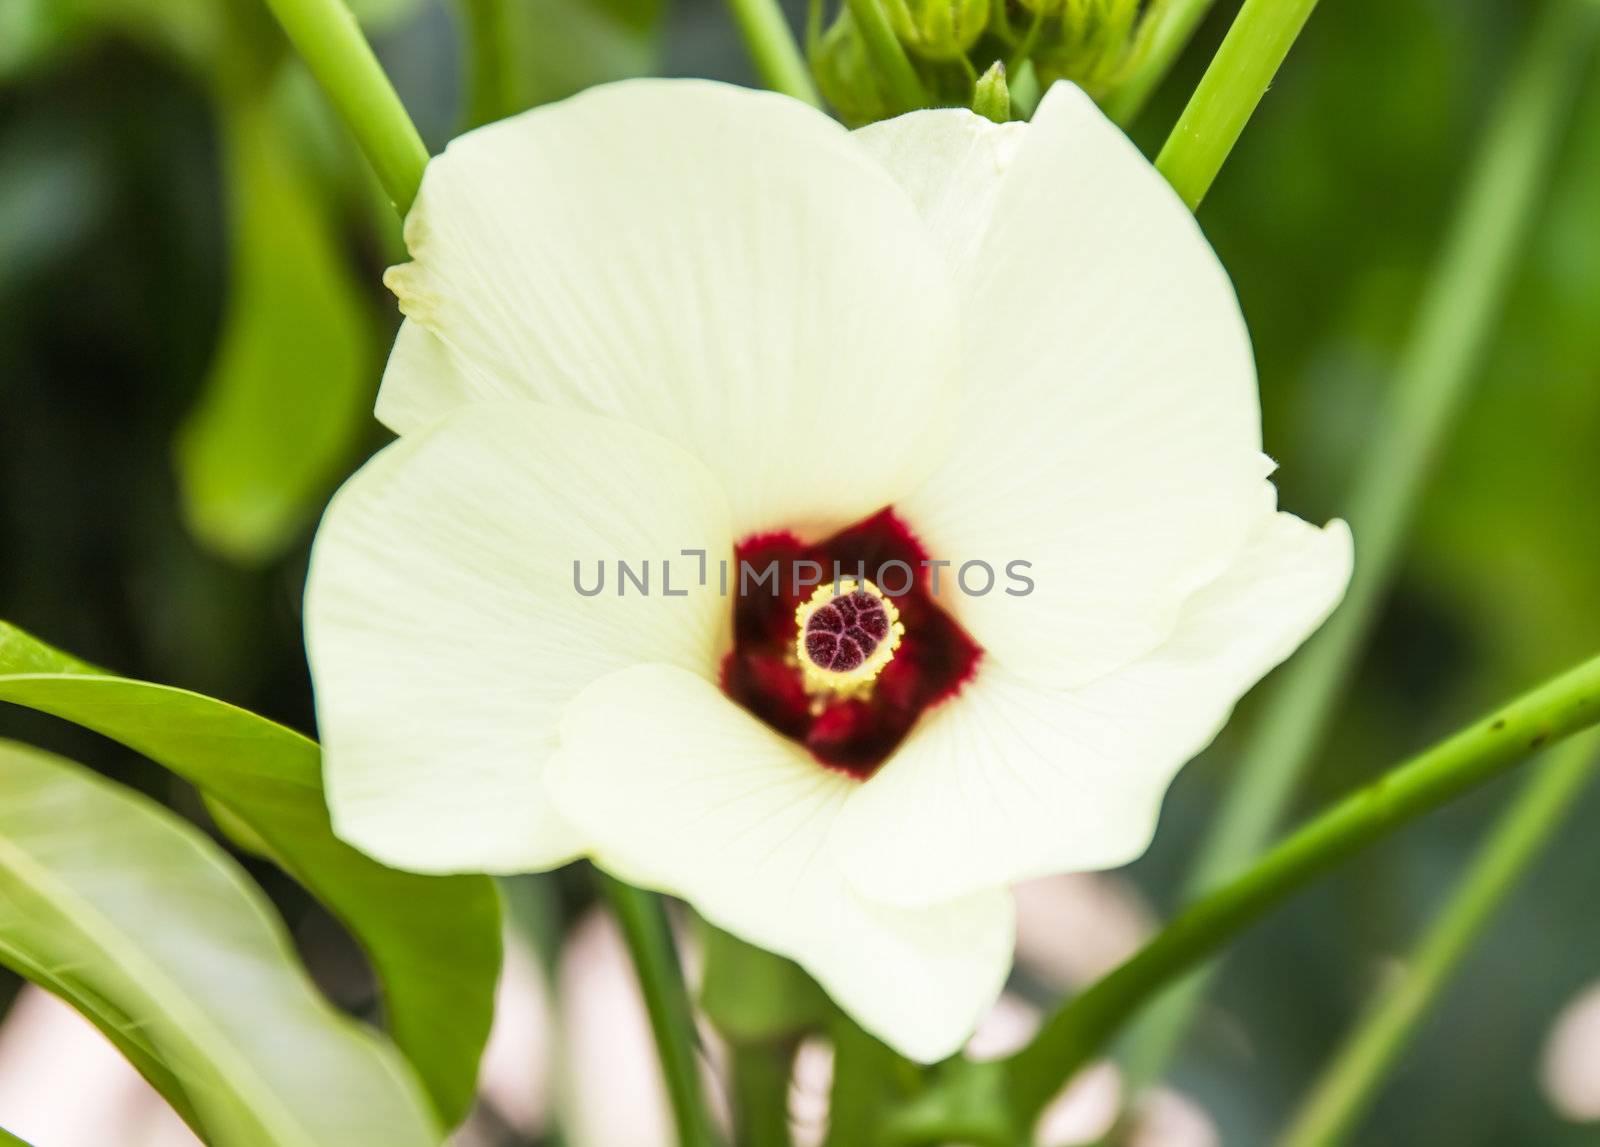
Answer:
[1153,0,1320,207]
[699,926,822,1146]
[824,1014,921,1147]
[1123,0,1600,1090]
[1279,730,1600,1147]
[732,1042,799,1147]
[844,0,929,113]
[1005,651,1600,1119]
[598,875,722,1147]
[1106,0,1222,127]
[458,0,521,127]
[725,0,824,105]
[260,0,429,213]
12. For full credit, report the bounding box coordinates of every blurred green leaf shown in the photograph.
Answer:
[175,90,375,564]
[460,0,667,124]
[0,122,108,301]
[0,622,501,1130]
[498,873,565,977]
[0,738,442,1147]
[699,918,828,1044]
[347,0,426,33]
[205,787,285,859]
[528,0,666,101]
[1414,65,1600,683]
[0,0,228,81]
[0,0,411,82]
[0,1127,34,1147]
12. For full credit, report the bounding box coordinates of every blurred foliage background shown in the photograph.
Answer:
[1,0,1599,1142]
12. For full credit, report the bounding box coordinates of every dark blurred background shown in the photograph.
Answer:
[2,0,1599,1142]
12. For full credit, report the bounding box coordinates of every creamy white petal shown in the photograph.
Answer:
[372,319,482,434]
[381,78,961,536]
[549,664,1013,1062]
[859,85,1267,687]
[836,508,1352,907]
[305,402,733,873]
[852,109,1026,282]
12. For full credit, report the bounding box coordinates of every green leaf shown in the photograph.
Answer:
[0,1126,34,1147]
[175,89,375,564]
[0,738,441,1147]
[0,622,501,1129]
[0,925,195,1129]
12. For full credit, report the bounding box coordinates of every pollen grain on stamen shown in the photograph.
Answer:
[794,579,904,698]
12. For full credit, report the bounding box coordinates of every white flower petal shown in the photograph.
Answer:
[862,84,1268,687]
[549,664,1013,1062]
[852,109,1026,282]
[373,319,482,435]
[381,78,961,535]
[305,402,733,873]
[837,509,1352,906]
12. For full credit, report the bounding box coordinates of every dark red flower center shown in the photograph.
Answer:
[720,508,983,780]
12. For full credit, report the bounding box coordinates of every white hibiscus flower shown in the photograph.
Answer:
[304,77,1352,1062]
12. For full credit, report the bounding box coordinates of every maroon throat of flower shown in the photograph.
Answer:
[720,508,983,781]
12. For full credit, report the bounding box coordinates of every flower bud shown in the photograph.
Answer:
[885,0,991,61]
[972,60,1010,122]
[1033,0,1149,97]
[812,9,899,128]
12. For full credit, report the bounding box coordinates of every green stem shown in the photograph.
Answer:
[823,1013,922,1147]
[260,0,428,214]
[1153,0,1320,208]
[1005,7,1046,78]
[725,0,824,106]
[1279,730,1600,1147]
[597,874,721,1147]
[1105,0,1220,127]
[879,1059,1012,1147]
[458,0,521,128]
[1005,651,1600,1120]
[1122,0,1600,1091]
[731,1042,799,1147]
[844,0,929,113]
